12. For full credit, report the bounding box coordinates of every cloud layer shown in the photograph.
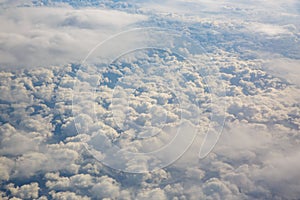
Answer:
[0,6,147,68]
[0,0,299,199]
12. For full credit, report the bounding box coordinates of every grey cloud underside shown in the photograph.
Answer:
[0,0,300,200]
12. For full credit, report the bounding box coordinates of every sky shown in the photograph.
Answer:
[0,0,299,199]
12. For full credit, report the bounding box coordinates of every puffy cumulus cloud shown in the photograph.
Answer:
[0,6,147,68]
[159,50,299,199]
[136,0,300,84]
[70,174,94,189]
[0,66,85,190]
[46,143,81,170]
[5,141,80,179]
[91,176,120,199]
[0,44,299,199]
[185,167,205,180]
[202,178,237,200]
[0,71,33,103]
[45,172,71,191]
[49,191,91,200]
[6,182,39,200]
[45,172,94,191]
[45,172,134,199]
[0,0,299,199]
[136,188,167,200]
[71,47,217,172]
[0,157,14,181]
[0,123,40,156]
[0,39,299,199]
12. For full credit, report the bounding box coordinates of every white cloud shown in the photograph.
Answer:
[0,123,39,156]
[70,174,93,188]
[246,22,293,36]
[7,182,39,200]
[0,46,298,199]
[0,157,14,181]
[0,6,147,68]
[136,188,167,200]
[91,176,120,199]
[253,150,300,199]
[49,191,91,200]
[45,173,71,191]
[0,0,299,199]
[264,56,300,87]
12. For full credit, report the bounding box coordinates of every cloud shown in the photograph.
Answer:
[246,22,294,36]
[6,182,39,200]
[45,173,71,191]
[49,191,91,200]
[263,56,300,87]
[0,157,14,181]
[136,188,167,200]
[91,176,120,199]
[0,123,39,156]
[0,6,147,68]
[253,150,300,199]
[0,0,299,199]
[0,43,299,199]
[136,0,300,23]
